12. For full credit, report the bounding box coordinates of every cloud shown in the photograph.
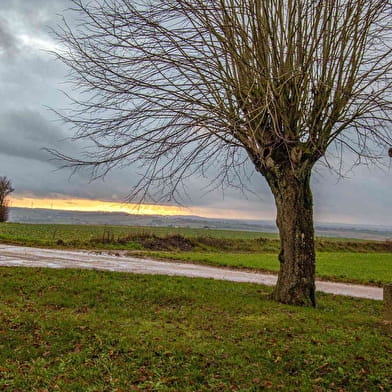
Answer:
[0,0,70,25]
[0,17,19,57]
[0,109,76,164]
[312,164,392,224]
[0,0,70,62]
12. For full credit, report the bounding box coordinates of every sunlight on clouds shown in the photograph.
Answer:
[10,196,190,216]
[19,34,61,52]
[8,196,265,220]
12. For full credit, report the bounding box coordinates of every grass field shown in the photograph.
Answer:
[0,222,390,252]
[0,223,392,285]
[0,268,390,392]
[0,222,391,286]
[0,222,274,244]
[133,251,392,286]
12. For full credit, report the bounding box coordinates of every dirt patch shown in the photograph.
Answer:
[141,234,194,251]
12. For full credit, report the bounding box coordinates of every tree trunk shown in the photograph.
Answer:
[266,167,316,307]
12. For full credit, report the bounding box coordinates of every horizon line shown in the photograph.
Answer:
[8,199,392,230]
[8,195,272,222]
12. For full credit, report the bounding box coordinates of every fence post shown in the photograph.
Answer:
[384,284,392,322]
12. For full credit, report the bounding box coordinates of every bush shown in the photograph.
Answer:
[0,177,14,223]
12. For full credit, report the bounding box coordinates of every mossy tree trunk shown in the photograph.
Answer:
[265,166,316,307]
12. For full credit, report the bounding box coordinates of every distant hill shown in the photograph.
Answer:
[8,207,392,241]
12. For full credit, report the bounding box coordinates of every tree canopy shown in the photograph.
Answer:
[53,0,392,305]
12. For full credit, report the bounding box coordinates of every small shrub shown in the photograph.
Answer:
[0,177,14,223]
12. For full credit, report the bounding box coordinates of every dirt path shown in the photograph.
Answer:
[0,244,383,300]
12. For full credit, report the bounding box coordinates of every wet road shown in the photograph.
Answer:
[0,244,383,300]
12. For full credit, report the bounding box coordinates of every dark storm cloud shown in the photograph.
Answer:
[0,109,74,163]
[0,17,18,56]
[0,0,89,200]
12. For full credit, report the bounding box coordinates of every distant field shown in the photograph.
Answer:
[0,222,275,243]
[0,268,390,392]
[0,222,389,251]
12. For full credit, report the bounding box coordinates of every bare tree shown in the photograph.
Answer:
[52,0,392,306]
[0,177,14,223]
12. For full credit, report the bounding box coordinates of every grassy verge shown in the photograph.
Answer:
[131,251,392,286]
[0,268,391,392]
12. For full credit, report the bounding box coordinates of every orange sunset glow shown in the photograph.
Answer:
[9,196,190,216]
[9,196,265,220]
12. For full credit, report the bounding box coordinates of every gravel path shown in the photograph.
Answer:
[0,244,383,300]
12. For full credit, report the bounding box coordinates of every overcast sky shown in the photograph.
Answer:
[0,0,391,225]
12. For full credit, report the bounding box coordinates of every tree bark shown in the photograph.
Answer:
[266,167,316,307]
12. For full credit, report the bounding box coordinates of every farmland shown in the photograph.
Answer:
[0,268,391,392]
[0,222,391,285]
[0,223,391,391]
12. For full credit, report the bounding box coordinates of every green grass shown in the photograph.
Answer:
[1,222,390,253]
[1,222,391,286]
[131,251,392,286]
[0,222,274,244]
[0,268,390,391]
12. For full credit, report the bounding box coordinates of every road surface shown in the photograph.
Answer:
[0,244,383,300]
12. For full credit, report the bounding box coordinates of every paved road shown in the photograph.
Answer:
[0,244,383,300]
